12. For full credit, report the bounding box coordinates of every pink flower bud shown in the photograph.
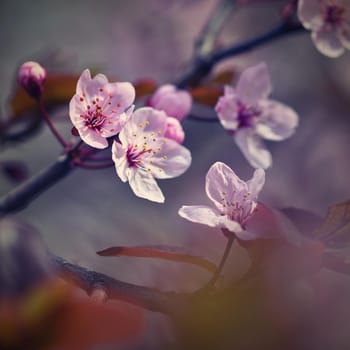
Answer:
[164,117,185,144]
[149,84,192,121]
[18,61,46,99]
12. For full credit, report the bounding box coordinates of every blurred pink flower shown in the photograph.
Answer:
[215,63,298,169]
[178,162,265,240]
[69,69,135,149]
[18,61,46,99]
[298,0,350,57]
[112,107,191,203]
[149,84,192,121]
[164,117,185,144]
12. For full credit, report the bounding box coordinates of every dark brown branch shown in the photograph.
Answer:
[52,255,190,314]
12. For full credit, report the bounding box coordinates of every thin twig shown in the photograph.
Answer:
[38,100,68,148]
[74,159,114,170]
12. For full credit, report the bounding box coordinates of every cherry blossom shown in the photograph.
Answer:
[215,63,298,169]
[69,69,135,149]
[112,107,191,203]
[18,61,46,99]
[178,162,265,240]
[164,117,185,144]
[148,84,192,121]
[298,0,350,57]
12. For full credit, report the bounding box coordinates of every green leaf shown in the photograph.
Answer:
[97,245,217,273]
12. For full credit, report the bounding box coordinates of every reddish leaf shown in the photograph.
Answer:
[10,74,79,118]
[97,245,217,273]
[209,69,236,85]
[313,199,350,247]
[190,87,222,107]
[134,78,157,98]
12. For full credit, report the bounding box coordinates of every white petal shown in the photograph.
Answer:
[178,205,221,228]
[236,63,272,105]
[235,129,272,169]
[150,139,191,179]
[128,168,164,203]
[205,162,247,211]
[104,82,136,113]
[246,168,265,199]
[312,26,345,57]
[217,216,243,233]
[76,69,92,96]
[112,141,128,182]
[298,0,323,30]
[79,128,108,149]
[215,89,239,131]
[256,100,299,141]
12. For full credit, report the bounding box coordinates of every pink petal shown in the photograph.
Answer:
[178,205,221,228]
[100,111,131,138]
[112,141,129,182]
[133,107,168,134]
[205,162,247,211]
[256,99,299,141]
[298,0,323,30]
[103,82,136,114]
[234,129,272,169]
[149,139,191,179]
[76,69,92,96]
[312,26,345,57]
[164,117,185,144]
[236,63,272,105]
[215,87,239,131]
[149,84,176,106]
[79,128,108,149]
[246,168,265,200]
[128,168,165,203]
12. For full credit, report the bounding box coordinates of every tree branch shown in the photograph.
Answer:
[52,255,190,314]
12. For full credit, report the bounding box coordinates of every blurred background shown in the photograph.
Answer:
[1,0,350,349]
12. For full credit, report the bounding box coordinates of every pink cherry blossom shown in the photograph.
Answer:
[298,0,350,57]
[18,61,46,99]
[148,84,192,121]
[69,69,135,149]
[112,107,191,203]
[178,162,265,240]
[164,117,185,144]
[215,63,298,169]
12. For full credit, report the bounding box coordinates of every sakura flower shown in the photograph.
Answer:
[69,69,135,149]
[112,107,191,203]
[215,63,298,169]
[178,162,265,240]
[298,0,350,57]
[148,84,192,121]
[18,61,46,99]
[164,117,185,144]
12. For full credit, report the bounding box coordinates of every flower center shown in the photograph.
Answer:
[221,190,255,225]
[323,5,345,26]
[237,100,261,128]
[83,107,107,131]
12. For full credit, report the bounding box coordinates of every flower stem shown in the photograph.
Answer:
[38,99,68,148]
[207,231,235,287]
[74,159,114,169]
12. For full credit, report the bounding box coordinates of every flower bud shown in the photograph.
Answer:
[149,84,192,121]
[165,117,185,144]
[18,61,46,100]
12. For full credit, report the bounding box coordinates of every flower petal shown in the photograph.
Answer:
[76,69,92,96]
[215,87,239,131]
[246,168,265,200]
[150,139,191,179]
[128,168,164,203]
[312,26,345,57]
[256,99,299,141]
[104,82,136,113]
[236,63,272,105]
[79,128,108,149]
[297,0,323,30]
[205,162,247,211]
[217,216,243,233]
[234,129,272,169]
[112,141,129,182]
[178,205,221,228]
